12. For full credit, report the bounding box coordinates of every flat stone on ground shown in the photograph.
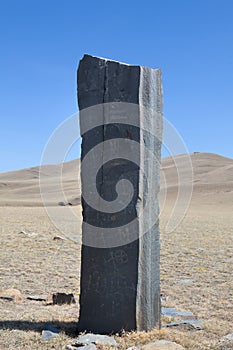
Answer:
[26,295,47,301]
[141,340,186,350]
[67,345,97,350]
[42,330,59,340]
[164,319,203,330]
[220,333,233,342]
[43,324,60,333]
[73,333,118,346]
[161,307,194,317]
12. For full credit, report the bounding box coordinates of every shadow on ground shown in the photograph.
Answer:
[0,320,78,336]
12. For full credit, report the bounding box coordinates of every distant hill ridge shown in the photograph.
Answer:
[0,152,232,207]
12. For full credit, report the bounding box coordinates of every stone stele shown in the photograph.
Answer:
[77,54,163,333]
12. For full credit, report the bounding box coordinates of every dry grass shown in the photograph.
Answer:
[0,204,232,349]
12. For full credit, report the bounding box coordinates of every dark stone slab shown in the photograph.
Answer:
[52,292,76,305]
[77,54,163,332]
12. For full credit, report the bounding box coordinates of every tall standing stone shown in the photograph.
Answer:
[77,54,163,333]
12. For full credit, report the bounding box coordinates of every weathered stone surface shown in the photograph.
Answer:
[78,54,163,332]
[73,333,118,346]
[141,340,186,350]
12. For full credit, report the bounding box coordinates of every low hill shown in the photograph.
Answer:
[0,153,232,208]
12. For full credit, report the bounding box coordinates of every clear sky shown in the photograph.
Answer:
[1,0,233,172]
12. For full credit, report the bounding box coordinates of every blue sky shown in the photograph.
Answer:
[0,0,233,172]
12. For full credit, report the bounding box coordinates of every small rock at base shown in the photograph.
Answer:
[43,324,60,333]
[73,333,118,346]
[178,279,195,285]
[26,295,47,301]
[53,235,66,240]
[66,345,97,350]
[141,340,186,350]
[220,333,233,342]
[42,330,59,339]
[19,230,38,237]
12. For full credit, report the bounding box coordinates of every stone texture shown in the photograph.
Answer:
[141,340,186,350]
[78,54,163,332]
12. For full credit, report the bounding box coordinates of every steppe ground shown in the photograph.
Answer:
[0,203,232,350]
[0,153,233,349]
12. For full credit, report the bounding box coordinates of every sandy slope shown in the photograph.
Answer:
[0,152,232,209]
[0,161,81,206]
